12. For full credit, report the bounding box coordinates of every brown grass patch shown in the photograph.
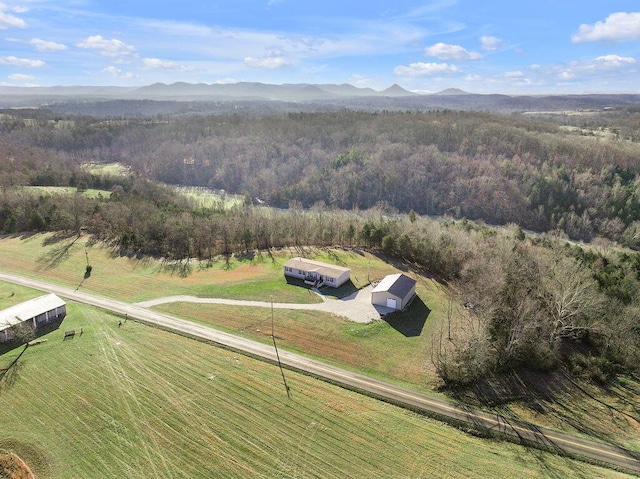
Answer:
[0,453,34,479]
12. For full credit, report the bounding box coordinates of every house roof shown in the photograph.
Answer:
[284,257,350,278]
[0,294,66,333]
[372,273,416,298]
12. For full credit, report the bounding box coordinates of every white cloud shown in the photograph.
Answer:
[564,55,637,75]
[101,66,135,78]
[480,35,503,51]
[244,56,289,69]
[593,54,637,67]
[0,56,45,67]
[394,62,460,76]
[30,38,67,52]
[0,3,26,29]
[142,57,192,71]
[9,73,35,81]
[464,74,482,81]
[77,35,135,57]
[213,78,237,84]
[425,42,482,60]
[348,74,374,87]
[531,55,636,84]
[572,12,640,43]
[504,70,524,78]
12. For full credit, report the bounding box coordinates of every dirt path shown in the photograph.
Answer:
[135,285,393,323]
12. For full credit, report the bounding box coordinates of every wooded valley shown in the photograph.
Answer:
[1,104,640,387]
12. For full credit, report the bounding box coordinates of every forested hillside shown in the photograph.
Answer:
[2,105,640,386]
[2,108,640,246]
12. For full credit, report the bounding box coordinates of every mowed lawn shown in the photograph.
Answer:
[0,300,632,479]
[0,234,447,390]
[0,233,327,303]
[155,301,443,392]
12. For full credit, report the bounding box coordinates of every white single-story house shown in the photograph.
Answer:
[284,257,351,288]
[371,273,417,311]
[0,293,67,343]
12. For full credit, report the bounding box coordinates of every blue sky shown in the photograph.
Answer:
[1,0,639,93]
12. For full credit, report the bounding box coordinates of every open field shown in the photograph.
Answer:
[173,186,245,209]
[0,296,633,479]
[0,234,326,304]
[154,300,442,392]
[0,234,445,390]
[80,162,131,177]
[2,233,640,458]
[20,186,109,199]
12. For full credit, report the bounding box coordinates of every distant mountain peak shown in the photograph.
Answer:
[381,84,416,97]
[433,88,472,96]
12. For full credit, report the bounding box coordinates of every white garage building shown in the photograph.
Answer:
[0,293,67,343]
[371,273,417,310]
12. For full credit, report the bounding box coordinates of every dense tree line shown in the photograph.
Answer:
[2,175,640,385]
[1,108,640,247]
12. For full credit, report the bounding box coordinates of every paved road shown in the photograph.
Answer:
[2,270,640,474]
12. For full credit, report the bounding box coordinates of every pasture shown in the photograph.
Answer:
[173,186,245,209]
[0,233,324,304]
[0,295,631,479]
[1,233,640,457]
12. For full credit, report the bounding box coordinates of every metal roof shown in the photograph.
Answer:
[284,257,350,278]
[0,293,66,333]
[372,273,416,298]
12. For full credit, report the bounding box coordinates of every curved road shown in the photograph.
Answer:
[2,271,640,474]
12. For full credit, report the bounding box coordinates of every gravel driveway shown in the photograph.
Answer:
[135,285,393,323]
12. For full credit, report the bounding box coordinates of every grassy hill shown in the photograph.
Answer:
[1,233,640,475]
[0,287,632,478]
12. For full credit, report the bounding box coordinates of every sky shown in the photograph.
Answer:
[0,0,639,94]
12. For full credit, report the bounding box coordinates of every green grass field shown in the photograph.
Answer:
[0,234,446,391]
[20,186,110,199]
[80,162,131,177]
[1,233,640,465]
[0,294,631,478]
[0,234,323,304]
[173,186,245,209]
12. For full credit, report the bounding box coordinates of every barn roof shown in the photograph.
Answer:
[372,273,416,298]
[0,294,66,333]
[284,257,350,278]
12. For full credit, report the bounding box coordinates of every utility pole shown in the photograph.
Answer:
[271,296,290,399]
[447,289,453,341]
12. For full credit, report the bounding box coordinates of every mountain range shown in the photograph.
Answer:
[1,82,639,114]
[0,82,417,102]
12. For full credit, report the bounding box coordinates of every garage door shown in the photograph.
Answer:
[386,298,397,309]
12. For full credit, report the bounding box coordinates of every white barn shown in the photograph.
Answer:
[284,257,351,288]
[371,273,417,310]
[0,293,67,343]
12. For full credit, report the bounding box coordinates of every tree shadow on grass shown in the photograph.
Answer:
[0,317,64,357]
[0,344,28,392]
[37,235,81,270]
[382,297,430,337]
[159,258,192,278]
[447,368,640,460]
